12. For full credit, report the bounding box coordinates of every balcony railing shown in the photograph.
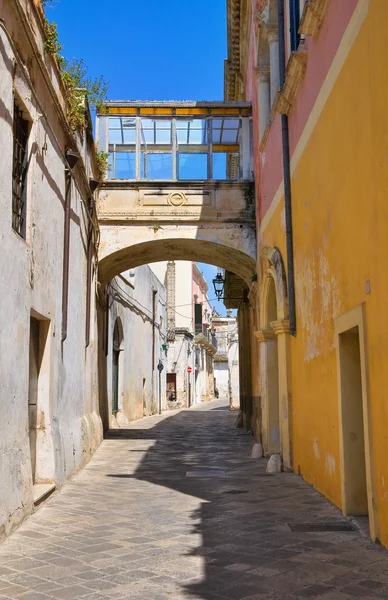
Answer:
[194,324,218,353]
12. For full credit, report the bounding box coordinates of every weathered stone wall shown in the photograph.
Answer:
[0,0,102,540]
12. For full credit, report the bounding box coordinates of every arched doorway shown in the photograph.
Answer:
[255,246,292,468]
[266,276,280,454]
[112,317,123,415]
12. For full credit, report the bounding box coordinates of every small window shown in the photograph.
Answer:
[12,102,29,238]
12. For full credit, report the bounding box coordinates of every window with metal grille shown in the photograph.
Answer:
[289,0,301,52]
[12,103,29,238]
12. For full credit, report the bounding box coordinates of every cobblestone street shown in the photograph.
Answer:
[1,400,388,600]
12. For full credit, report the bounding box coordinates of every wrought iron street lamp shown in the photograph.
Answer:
[212,271,225,300]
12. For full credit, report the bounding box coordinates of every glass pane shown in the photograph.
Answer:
[177,129,189,144]
[176,120,207,145]
[221,129,239,143]
[115,151,136,179]
[213,153,227,180]
[178,153,207,180]
[109,117,121,128]
[223,118,240,129]
[147,153,172,179]
[211,129,221,143]
[155,120,172,130]
[108,151,115,179]
[109,129,122,143]
[142,129,155,144]
[211,118,223,128]
[155,129,171,144]
[123,129,136,144]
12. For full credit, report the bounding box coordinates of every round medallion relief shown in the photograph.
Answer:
[167,192,187,207]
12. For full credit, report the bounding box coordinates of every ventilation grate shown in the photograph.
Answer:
[287,522,356,533]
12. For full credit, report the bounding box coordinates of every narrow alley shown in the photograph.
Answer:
[0,400,387,600]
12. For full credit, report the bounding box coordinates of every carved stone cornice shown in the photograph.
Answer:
[270,319,290,335]
[254,65,270,80]
[254,329,276,342]
[275,49,307,115]
[299,0,330,38]
[259,123,271,152]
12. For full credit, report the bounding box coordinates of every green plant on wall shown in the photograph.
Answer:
[43,19,61,55]
[95,150,110,182]
[42,4,108,131]
[60,59,108,131]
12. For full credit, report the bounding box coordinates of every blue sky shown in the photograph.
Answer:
[47,0,230,314]
[48,0,227,101]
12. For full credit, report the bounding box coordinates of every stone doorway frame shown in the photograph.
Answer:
[255,246,292,469]
[335,304,378,542]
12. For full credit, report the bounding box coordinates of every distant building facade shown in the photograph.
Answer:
[108,266,167,426]
[151,261,217,408]
[226,0,388,548]
[213,312,240,408]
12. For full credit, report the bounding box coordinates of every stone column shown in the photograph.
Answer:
[256,66,270,143]
[255,328,277,455]
[267,28,280,107]
[271,319,292,469]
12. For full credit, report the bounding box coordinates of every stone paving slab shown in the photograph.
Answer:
[1,399,388,599]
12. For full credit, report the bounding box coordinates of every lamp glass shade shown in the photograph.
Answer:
[212,273,224,299]
[65,150,81,170]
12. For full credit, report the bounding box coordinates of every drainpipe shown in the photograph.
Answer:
[61,169,72,342]
[61,151,80,342]
[278,0,296,336]
[85,196,94,348]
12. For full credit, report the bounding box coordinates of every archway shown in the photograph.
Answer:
[98,237,257,289]
[97,237,256,431]
[265,276,280,454]
[255,246,292,468]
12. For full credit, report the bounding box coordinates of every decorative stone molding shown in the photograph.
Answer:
[299,0,330,38]
[270,319,290,335]
[259,123,271,152]
[275,49,307,115]
[254,329,276,342]
[254,65,270,80]
[167,191,187,207]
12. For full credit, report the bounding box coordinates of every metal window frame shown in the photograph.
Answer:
[104,114,245,182]
[12,103,29,238]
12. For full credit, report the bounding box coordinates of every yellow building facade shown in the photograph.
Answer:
[227,0,388,547]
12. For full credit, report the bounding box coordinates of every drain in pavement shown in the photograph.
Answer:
[224,489,248,495]
[287,522,356,532]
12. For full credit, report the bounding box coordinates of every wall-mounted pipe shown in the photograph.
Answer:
[278,0,296,336]
[61,170,71,342]
[85,196,94,348]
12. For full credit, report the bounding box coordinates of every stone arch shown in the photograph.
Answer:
[260,245,288,325]
[98,237,257,289]
[256,246,292,468]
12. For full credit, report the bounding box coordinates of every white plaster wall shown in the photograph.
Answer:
[228,340,240,408]
[150,261,193,329]
[0,3,102,540]
[214,363,229,399]
[108,266,167,424]
[165,331,194,408]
